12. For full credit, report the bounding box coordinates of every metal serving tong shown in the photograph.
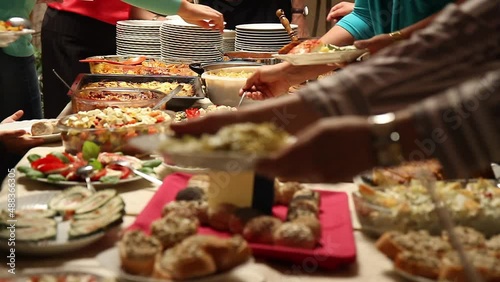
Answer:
[491,163,500,188]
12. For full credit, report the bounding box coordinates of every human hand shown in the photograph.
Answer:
[256,116,376,183]
[2,110,24,124]
[326,2,354,23]
[0,130,44,155]
[354,33,397,54]
[239,64,294,100]
[0,110,44,155]
[0,33,21,48]
[178,1,224,31]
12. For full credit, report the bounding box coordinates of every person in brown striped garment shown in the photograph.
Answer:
[171,0,500,183]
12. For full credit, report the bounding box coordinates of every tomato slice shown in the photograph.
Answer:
[31,155,63,170]
[107,164,132,179]
[62,152,76,163]
[90,169,107,181]
[185,108,200,119]
[37,162,68,174]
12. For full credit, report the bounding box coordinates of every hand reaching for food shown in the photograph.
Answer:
[0,110,44,155]
[239,64,296,100]
[177,1,224,31]
[326,2,355,23]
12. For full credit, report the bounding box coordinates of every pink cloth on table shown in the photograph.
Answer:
[128,173,357,270]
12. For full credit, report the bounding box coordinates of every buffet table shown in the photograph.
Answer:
[0,144,402,281]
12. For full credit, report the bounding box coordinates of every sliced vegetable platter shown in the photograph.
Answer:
[0,187,124,255]
[17,141,162,185]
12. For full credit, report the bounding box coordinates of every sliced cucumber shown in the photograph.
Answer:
[73,196,124,220]
[0,225,57,241]
[75,190,117,214]
[0,217,57,228]
[48,186,93,212]
[69,212,123,239]
[15,209,57,219]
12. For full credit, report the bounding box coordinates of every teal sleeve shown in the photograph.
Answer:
[122,0,182,15]
[336,0,374,40]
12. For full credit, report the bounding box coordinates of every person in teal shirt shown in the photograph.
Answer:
[238,0,461,100]
[336,0,453,40]
[0,0,60,184]
[0,0,46,122]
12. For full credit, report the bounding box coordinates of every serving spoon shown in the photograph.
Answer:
[79,56,147,65]
[112,160,163,186]
[76,165,97,193]
[152,85,183,110]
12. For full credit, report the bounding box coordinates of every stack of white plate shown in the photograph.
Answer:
[160,19,222,63]
[116,20,162,56]
[235,23,297,53]
[222,29,236,53]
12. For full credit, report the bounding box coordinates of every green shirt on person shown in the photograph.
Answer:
[122,0,182,16]
[337,0,454,40]
[0,0,36,57]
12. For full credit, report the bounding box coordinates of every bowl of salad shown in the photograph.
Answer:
[57,107,173,155]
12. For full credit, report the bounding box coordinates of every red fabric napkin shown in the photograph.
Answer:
[128,173,357,270]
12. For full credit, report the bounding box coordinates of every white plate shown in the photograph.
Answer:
[0,29,35,47]
[129,134,293,172]
[33,174,142,187]
[0,192,106,256]
[97,247,265,282]
[0,119,61,143]
[0,28,36,35]
[117,20,164,27]
[273,49,368,65]
[235,23,297,30]
[162,163,209,174]
[0,266,116,281]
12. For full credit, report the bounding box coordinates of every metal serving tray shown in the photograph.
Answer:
[69,74,206,110]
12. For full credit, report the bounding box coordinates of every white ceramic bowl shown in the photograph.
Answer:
[201,66,261,107]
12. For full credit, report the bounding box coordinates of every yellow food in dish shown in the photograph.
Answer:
[0,21,23,32]
[206,70,255,78]
[82,81,194,97]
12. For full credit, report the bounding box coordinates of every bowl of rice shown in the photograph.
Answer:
[201,66,261,107]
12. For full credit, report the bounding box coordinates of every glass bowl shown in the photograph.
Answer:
[71,88,167,113]
[353,178,500,237]
[57,108,173,154]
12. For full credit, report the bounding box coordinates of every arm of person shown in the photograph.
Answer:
[294,0,500,179]
[122,0,224,30]
[299,0,500,117]
[241,0,369,99]
[328,0,373,42]
[393,68,500,179]
[255,67,500,182]
[327,2,355,23]
[129,6,166,20]
[291,0,310,38]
